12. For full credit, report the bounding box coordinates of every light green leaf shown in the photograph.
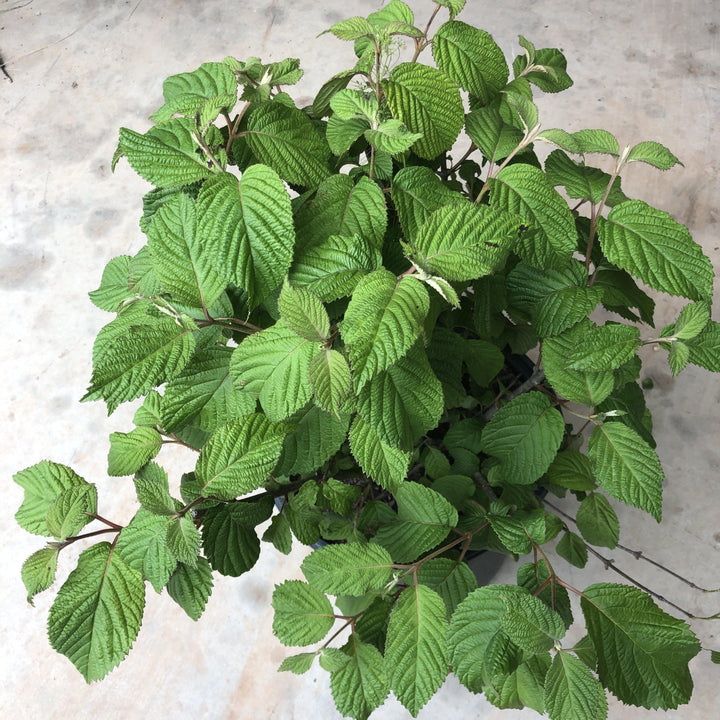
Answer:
[587,422,663,521]
[342,270,429,389]
[668,341,690,376]
[364,119,423,155]
[45,484,98,541]
[278,281,330,342]
[572,129,619,156]
[685,320,720,372]
[627,140,682,170]
[348,415,411,493]
[536,128,583,155]
[22,546,59,605]
[301,543,393,596]
[88,255,133,313]
[465,106,524,163]
[330,88,378,123]
[197,166,294,307]
[556,531,588,568]
[166,515,201,567]
[279,652,317,675]
[201,502,265,576]
[544,651,608,720]
[196,414,288,500]
[501,591,566,654]
[503,90,539,133]
[325,16,376,40]
[48,543,145,682]
[133,472,176,516]
[384,62,464,160]
[166,557,214,621]
[385,585,449,715]
[673,300,711,340]
[133,390,163,429]
[309,349,353,418]
[108,426,162,477]
[326,114,369,156]
[433,21,508,103]
[417,559,477,618]
[575,493,619,548]
[14,462,89,537]
[272,580,335,646]
[435,0,465,20]
[600,200,713,300]
[481,391,565,485]
[230,319,315,421]
[581,583,701,709]
[567,323,640,371]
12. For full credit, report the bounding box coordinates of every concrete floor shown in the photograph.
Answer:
[2,0,719,718]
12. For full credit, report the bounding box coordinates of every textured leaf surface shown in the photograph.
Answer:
[417,559,477,618]
[587,422,663,521]
[575,493,619,548]
[22,546,59,605]
[89,255,133,312]
[308,349,352,418]
[544,651,607,720]
[545,150,627,206]
[556,531,588,568]
[581,583,701,709]
[385,585,449,715]
[465,106,523,163]
[568,323,640,371]
[279,652,317,675]
[48,543,145,682]
[166,515,201,567]
[627,140,681,170]
[45,484,98,541]
[166,557,213,621]
[501,591,566,654]
[108,427,162,477]
[349,415,411,492]
[685,321,720,372]
[272,580,335,646]
[278,282,330,342]
[201,502,264,576]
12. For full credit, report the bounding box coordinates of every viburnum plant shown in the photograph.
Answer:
[14,1,720,718]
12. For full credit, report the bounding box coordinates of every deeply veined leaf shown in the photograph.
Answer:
[348,415,411,492]
[244,101,331,187]
[201,502,265,576]
[545,150,627,206]
[146,193,226,308]
[581,583,701,709]
[195,414,289,500]
[278,281,330,342]
[481,391,565,485]
[433,21,508,103]
[88,255,133,312]
[45,484,98,541]
[166,514,201,567]
[230,319,315,421]
[684,320,720,372]
[384,62,464,159]
[587,422,663,521]
[435,0,465,20]
[133,470,176,516]
[364,119,423,155]
[411,202,521,282]
[272,580,335,646]
[668,341,690,376]
[575,493,619,548]
[672,300,711,340]
[627,140,682,170]
[197,166,294,307]
[48,543,145,682]
[308,349,352,418]
[488,509,546,554]
[279,652,317,675]
[567,323,640,371]
[117,119,213,187]
[341,270,429,389]
[330,88,378,123]
[491,164,577,269]
[84,315,196,414]
[465,106,523,163]
[385,585,449,715]
[500,590,566,654]
[517,562,573,630]
[329,636,389,720]
[14,461,90,536]
[301,543,393,596]
[326,114,369,156]
[572,129,619,156]
[544,651,608,720]
[325,16,376,40]
[546,450,596,491]
[22,546,59,605]
[417,559,477,618]
[514,47,573,94]
[356,343,443,451]
[600,200,713,300]
[556,531,588,568]
[108,426,162,477]
[166,557,214,621]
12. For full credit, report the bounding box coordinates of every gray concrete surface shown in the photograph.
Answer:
[1,1,719,718]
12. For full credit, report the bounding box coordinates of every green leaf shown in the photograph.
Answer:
[491,164,577,269]
[546,451,596,491]
[711,650,720,665]
[195,414,288,500]
[146,193,226,308]
[465,106,523,163]
[463,339,505,387]
[575,493,619,548]
[197,166,294,307]
[364,119,423,155]
[201,502,265,576]
[88,255,133,312]
[587,422,663,521]
[567,323,640,371]
[572,129,619,156]
[45,484,98,541]
[279,652,317,675]
[301,543,393,596]
[134,473,176,516]
[48,543,145,682]
[581,583,701,709]
[262,512,293,555]
[517,562,573,630]
[411,202,521,282]
[536,128,582,155]
[627,140,682,170]
[272,579,335,646]
[600,200,713,300]
[108,426,162,477]
[668,341,690,376]
[544,651,608,720]
[435,0,465,20]
[385,585,449,715]
[22,546,59,605]
[673,300,711,340]
[117,119,213,187]
[166,514,201,567]
[278,281,330,342]
[133,390,163,429]
[308,349,352,418]
[348,415,411,493]
[341,270,429,389]
[432,21,508,103]
[515,47,573,94]
[481,392,565,485]
[501,590,566,654]
[14,461,90,536]
[84,315,196,414]
[230,320,315,421]
[684,320,720,372]
[244,101,331,187]
[166,558,213,620]
[556,531,588,568]
[417,559,477,618]
[325,16,376,40]
[326,114,370,156]
[488,510,546,554]
[330,88,378,123]
[545,150,627,205]
[356,342,443,451]
[329,636,389,720]
[384,62,464,160]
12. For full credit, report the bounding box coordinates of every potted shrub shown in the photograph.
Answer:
[14,1,720,717]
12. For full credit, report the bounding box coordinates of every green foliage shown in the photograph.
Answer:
[16,3,718,718]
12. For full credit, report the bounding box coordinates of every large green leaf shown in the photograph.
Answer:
[197,166,294,307]
[384,62,464,159]
[166,557,214,621]
[341,270,429,389]
[481,391,565,485]
[385,585,449,715]
[308,349,353,419]
[432,20,508,103]
[685,320,720,372]
[587,422,663,521]
[544,651,607,720]
[272,580,335,646]
[626,140,682,170]
[600,200,713,300]
[230,320,315,421]
[278,281,330,342]
[465,106,524,163]
[48,543,145,682]
[581,583,701,709]
[567,323,641,371]
[195,414,288,500]
[500,591,566,654]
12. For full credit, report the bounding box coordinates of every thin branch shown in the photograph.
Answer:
[86,513,123,531]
